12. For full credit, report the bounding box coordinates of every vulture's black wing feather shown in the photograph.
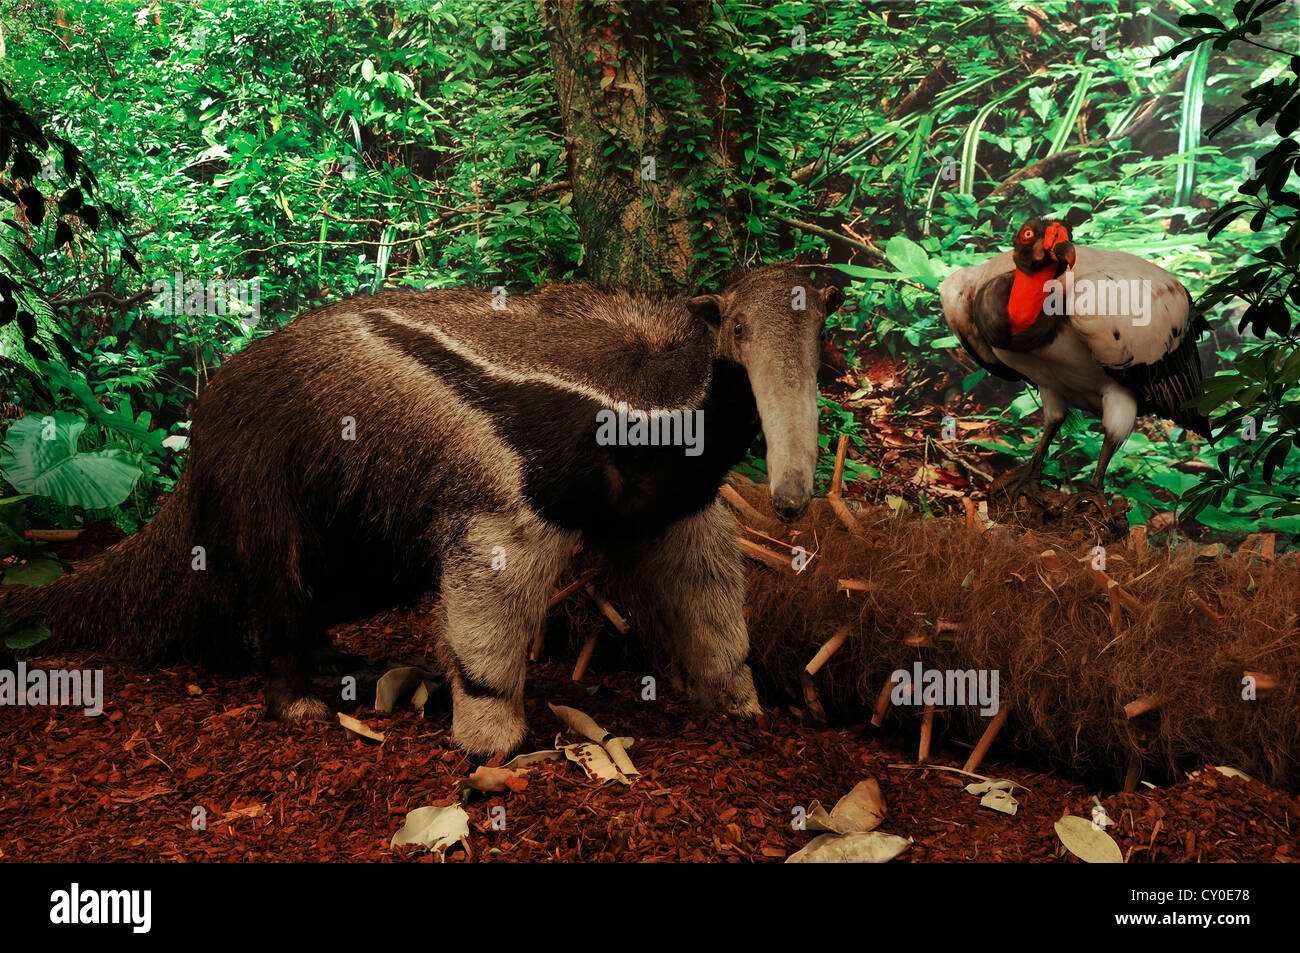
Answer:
[1103,294,1210,438]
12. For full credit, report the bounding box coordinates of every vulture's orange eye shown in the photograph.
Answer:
[1019,227,1035,244]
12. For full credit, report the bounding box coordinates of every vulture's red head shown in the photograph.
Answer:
[1007,218,1076,333]
[1011,218,1075,274]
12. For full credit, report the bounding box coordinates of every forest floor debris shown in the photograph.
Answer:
[2,503,1297,862]
[1,625,1296,861]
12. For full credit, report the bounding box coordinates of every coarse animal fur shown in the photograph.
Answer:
[8,263,843,758]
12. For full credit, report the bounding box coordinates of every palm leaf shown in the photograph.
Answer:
[1048,67,1095,156]
[1174,43,1211,207]
[960,78,1038,195]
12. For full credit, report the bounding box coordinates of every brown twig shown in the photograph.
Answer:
[719,482,779,532]
[871,678,894,728]
[1191,590,1222,627]
[962,703,1011,775]
[49,289,153,310]
[931,439,994,483]
[1244,670,1280,698]
[804,626,850,676]
[1124,752,1142,793]
[918,704,935,761]
[1129,524,1148,558]
[585,583,629,635]
[24,529,83,542]
[800,670,827,722]
[829,433,849,497]
[737,537,792,573]
[547,567,600,611]
[828,496,864,536]
[531,567,601,660]
[1124,695,1164,719]
[572,634,598,682]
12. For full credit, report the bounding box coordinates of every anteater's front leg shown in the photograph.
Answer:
[607,498,762,717]
[438,510,576,760]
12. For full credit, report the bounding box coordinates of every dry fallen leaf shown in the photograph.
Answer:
[786,831,911,863]
[549,703,639,778]
[1055,815,1124,863]
[391,804,469,857]
[980,788,1019,815]
[374,666,439,714]
[338,712,385,743]
[466,765,528,794]
[807,779,886,834]
[562,741,632,785]
[1214,766,1257,783]
[502,748,565,770]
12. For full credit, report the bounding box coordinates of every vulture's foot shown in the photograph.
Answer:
[991,466,1045,502]
[1064,487,1110,515]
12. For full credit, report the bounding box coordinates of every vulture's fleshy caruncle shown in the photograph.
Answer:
[940,218,1210,499]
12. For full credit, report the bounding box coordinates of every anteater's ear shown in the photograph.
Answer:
[818,285,845,315]
[685,293,724,328]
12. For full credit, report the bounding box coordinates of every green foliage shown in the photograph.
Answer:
[0,412,143,510]
[1150,0,1299,522]
[0,0,1294,541]
[739,0,1297,534]
[0,0,575,528]
[0,492,66,622]
[0,76,141,371]
[1,607,51,650]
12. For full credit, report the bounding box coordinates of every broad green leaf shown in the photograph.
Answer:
[2,557,63,586]
[1,414,143,509]
[3,624,52,650]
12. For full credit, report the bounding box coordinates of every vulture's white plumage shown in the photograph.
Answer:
[939,219,1209,494]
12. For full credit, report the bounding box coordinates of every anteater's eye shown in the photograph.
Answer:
[733,322,744,338]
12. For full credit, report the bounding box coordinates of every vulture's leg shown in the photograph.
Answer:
[1025,416,1065,480]
[1090,437,1120,491]
[998,388,1067,499]
[1069,388,1137,512]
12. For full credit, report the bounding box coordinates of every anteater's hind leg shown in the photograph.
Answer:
[606,498,762,717]
[437,509,575,760]
[260,579,333,724]
[265,657,332,722]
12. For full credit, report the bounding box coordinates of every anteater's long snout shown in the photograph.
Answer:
[754,377,819,524]
[771,479,811,522]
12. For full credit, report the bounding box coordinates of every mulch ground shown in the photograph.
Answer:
[3,589,1296,863]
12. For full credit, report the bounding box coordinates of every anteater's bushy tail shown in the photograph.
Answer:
[4,480,242,669]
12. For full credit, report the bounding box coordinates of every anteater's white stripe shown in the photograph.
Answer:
[365,307,703,413]
[345,317,528,502]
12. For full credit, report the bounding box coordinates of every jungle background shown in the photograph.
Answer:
[0,0,1297,604]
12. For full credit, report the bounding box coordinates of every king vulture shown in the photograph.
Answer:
[939,218,1210,500]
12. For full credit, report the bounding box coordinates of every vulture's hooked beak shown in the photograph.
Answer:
[1043,223,1075,271]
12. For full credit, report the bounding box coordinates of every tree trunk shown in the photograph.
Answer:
[540,0,741,293]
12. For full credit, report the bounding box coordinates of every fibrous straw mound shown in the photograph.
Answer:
[731,479,1300,790]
